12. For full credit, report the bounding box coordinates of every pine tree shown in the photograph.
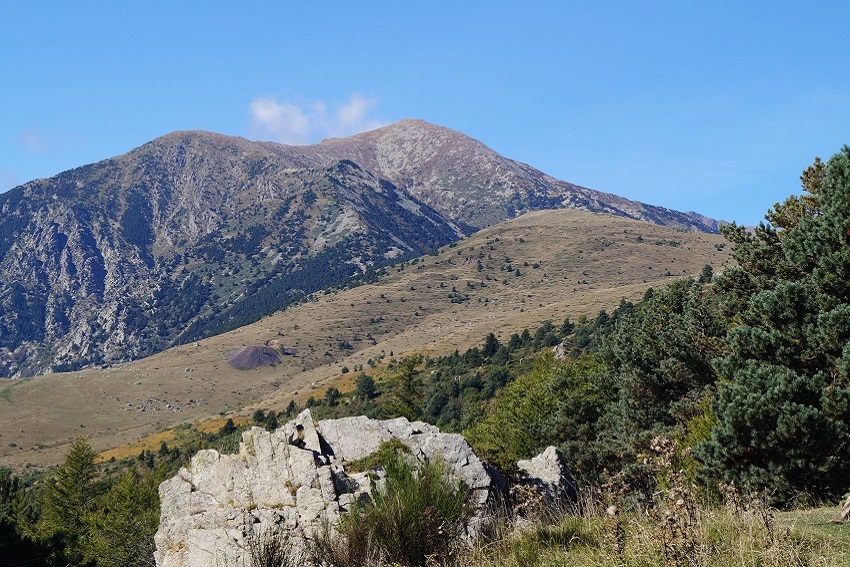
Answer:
[482,332,500,358]
[84,470,161,567]
[701,148,850,503]
[37,438,97,564]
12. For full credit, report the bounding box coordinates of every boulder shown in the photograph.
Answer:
[154,409,506,567]
[514,446,577,517]
[552,341,569,360]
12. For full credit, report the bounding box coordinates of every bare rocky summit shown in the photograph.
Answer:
[289,119,720,231]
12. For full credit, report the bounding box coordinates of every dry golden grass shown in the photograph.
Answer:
[0,209,729,469]
[454,506,850,567]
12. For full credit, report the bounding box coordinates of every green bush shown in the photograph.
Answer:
[331,449,472,566]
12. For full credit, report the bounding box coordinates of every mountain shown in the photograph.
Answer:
[305,120,720,231]
[0,120,718,377]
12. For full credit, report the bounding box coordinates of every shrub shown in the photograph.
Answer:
[330,448,472,566]
[245,514,295,567]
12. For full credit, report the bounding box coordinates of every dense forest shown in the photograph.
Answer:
[1,148,848,565]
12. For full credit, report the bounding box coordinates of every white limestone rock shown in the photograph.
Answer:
[155,409,508,567]
[517,445,577,504]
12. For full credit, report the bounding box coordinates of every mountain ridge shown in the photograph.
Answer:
[135,120,720,232]
[0,120,719,377]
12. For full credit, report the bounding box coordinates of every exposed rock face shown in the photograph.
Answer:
[154,410,504,566]
[0,140,460,377]
[552,341,569,360]
[311,120,722,232]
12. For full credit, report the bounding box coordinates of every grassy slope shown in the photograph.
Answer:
[458,506,850,566]
[0,209,729,469]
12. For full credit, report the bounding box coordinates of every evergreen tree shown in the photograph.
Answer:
[595,278,726,489]
[285,400,300,417]
[559,317,575,337]
[219,418,237,436]
[482,332,500,358]
[701,148,850,503]
[84,470,161,567]
[265,412,279,431]
[37,438,98,565]
[355,374,377,400]
[507,332,522,351]
[0,468,48,564]
[323,386,341,407]
[392,356,423,420]
[532,320,558,349]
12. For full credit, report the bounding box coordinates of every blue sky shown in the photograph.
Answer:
[2,1,849,225]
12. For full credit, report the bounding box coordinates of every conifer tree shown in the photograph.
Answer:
[482,332,500,358]
[84,470,160,567]
[701,147,850,502]
[392,356,423,420]
[37,437,97,564]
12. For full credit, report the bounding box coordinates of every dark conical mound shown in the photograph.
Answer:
[226,345,280,370]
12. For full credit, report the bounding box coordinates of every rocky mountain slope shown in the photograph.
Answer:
[305,120,720,231]
[0,120,718,377]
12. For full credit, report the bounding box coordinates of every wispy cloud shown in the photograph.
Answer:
[18,129,49,152]
[248,93,384,144]
[0,170,18,191]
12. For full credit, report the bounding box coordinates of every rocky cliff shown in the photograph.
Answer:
[155,410,575,566]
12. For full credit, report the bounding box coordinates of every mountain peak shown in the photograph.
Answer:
[316,118,463,144]
[0,119,720,377]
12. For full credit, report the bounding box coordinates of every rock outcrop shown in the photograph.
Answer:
[552,341,569,360]
[154,410,504,567]
[517,446,577,506]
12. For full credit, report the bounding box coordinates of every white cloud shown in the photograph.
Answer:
[335,94,382,133]
[0,169,18,191]
[18,129,48,152]
[248,93,384,144]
